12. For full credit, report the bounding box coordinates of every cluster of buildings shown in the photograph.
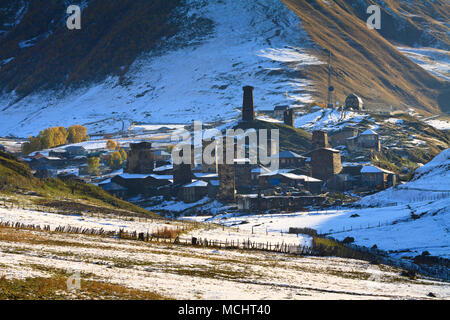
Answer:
[94,87,397,213]
[27,146,89,179]
[21,86,398,213]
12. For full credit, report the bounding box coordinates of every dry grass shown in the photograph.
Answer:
[0,275,170,300]
[151,227,181,239]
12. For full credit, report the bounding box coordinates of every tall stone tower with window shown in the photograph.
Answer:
[242,86,255,122]
[217,137,236,201]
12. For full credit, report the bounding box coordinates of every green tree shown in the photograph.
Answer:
[87,157,101,176]
[109,151,123,170]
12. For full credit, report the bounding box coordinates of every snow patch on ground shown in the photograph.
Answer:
[397,46,450,81]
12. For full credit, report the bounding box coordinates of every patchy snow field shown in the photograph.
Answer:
[0,226,448,299]
[0,207,182,235]
[295,108,368,132]
[198,149,450,259]
[425,118,450,131]
[397,46,450,81]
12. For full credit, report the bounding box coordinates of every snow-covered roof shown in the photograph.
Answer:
[361,165,394,174]
[154,164,173,172]
[280,173,321,182]
[259,169,294,177]
[117,173,172,180]
[194,172,218,179]
[361,129,378,136]
[151,174,173,180]
[118,173,152,179]
[321,148,340,153]
[184,180,208,188]
[251,166,271,174]
[274,150,305,159]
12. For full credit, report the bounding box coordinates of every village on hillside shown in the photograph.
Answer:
[2,85,447,220]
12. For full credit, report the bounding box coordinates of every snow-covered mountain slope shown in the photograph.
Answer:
[397,47,450,81]
[0,0,319,137]
[360,149,450,206]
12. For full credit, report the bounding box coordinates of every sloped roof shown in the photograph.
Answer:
[361,129,378,135]
[184,180,208,188]
[154,164,173,172]
[361,165,394,174]
[280,173,322,182]
[251,166,271,174]
[275,150,305,159]
[259,169,295,177]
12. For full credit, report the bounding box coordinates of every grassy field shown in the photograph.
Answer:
[0,151,157,217]
[0,225,448,300]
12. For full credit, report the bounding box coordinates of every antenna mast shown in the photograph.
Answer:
[327,50,334,109]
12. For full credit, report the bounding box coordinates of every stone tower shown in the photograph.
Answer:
[173,163,192,185]
[242,86,255,122]
[202,139,218,173]
[126,142,154,174]
[172,145,193,185]
[312,130,329,150]
[283,108,295,127]
[311,148,342,181]
[217,137,236,201]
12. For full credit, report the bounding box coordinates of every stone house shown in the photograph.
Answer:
[111,173,172,196]
[65,146,87,158]
[329,127,359,147]
[258,172,322,194]
[360,165,395,189]
[182,180,208,203]
[251,166,271,184]
[283,108,295,127]
[274,151,306,169]
[273,105,290,119]
[358,129,381,151]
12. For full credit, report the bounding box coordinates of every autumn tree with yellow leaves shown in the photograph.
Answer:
[22,125,89,155]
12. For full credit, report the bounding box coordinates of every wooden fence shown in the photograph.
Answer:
[0,220,313,256]
[1,220,448,282]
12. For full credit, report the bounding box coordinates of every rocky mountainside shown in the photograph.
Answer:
[284,0,449,114]
[0,0,448,137]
